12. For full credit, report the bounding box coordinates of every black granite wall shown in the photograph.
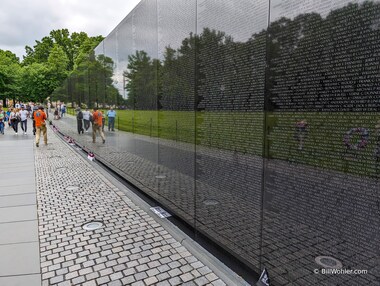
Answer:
[54,1,380,285]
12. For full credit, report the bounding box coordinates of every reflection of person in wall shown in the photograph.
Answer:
[107,107,116,131]
[82,108,91,132]
[92,107,105,144]
[61,103,66,118]
[54,108,60,120]
[295,119,308,150]
[76,108,84,134]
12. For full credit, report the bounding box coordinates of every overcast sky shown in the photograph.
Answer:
[0,0,141,59]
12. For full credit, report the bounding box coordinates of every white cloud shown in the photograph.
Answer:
[0,0,141,59]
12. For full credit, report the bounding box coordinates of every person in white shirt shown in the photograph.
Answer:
[19,105,30,135]
[82,108,91,132]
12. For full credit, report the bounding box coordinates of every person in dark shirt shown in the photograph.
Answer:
[76,108,84,134]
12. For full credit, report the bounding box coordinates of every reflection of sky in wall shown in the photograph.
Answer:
[158,0,196,59]
[197,0,269,42]
[270,0,376,21]
[94,42,104,56]
[132,0,158,58]
[101,28,124,98]
[116,16,134,99]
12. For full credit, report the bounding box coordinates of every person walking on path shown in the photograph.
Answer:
[35,106,47,147]
[31,105,39,135]
[92,108,105,144]
[76,108,84,134]
[106,107,116,131]
[9,108,20,135]
[83,108,91,132]
[0,105,5,135]
[6,108,11,127]
[19,105,29,135]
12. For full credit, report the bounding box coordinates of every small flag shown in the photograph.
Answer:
[87,152,95,161]
[256,268,270,286]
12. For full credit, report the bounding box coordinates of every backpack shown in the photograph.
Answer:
[77,111,83,120]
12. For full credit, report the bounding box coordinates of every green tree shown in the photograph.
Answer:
[0,50,22,106]
[20,63,53,102]
[51,51,122,108]
[23,29,103,71]
[23,36,54,65]
[21,29,104,104]
[47,44,69,91]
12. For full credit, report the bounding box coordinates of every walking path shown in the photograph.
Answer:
[0,121,248,286]
[0,124,41,286]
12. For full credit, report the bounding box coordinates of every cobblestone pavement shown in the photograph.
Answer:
[35,128,236,286]
[52,115,380,285]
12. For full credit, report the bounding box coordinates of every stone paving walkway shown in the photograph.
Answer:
[35,126,247,285]
[0,124,41,286]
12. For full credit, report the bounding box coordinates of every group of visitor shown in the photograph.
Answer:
[0,102,118,147]
[75,107,116,143]
[0,103,119,147]
[0,103,38,135]
[0,102,48,148]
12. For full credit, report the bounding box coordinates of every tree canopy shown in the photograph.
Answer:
[0,29,104,106]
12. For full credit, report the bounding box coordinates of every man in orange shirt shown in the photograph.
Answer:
[92,107,105,144]
[34,106,47,147]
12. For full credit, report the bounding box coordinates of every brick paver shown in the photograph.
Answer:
[35,127,231,285]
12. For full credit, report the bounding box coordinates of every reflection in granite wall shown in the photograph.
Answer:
[263,2,380,285]
[52,0,380,285]
[195,0,268,272]
[157,0,197,227]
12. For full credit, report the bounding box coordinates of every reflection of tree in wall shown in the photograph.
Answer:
[122,1,380,112]
[124,51,161,110]
[267,2,380,111]
[160,33,198,111]
[124,29,266,111]
[52,52,123,108]
[197,28,266,111]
